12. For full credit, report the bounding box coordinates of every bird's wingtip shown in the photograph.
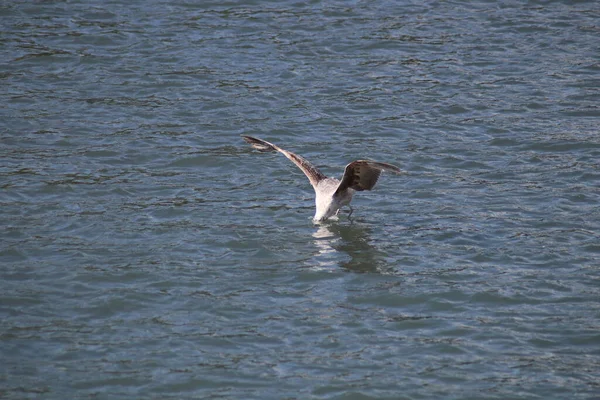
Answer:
[242,135,277,152]
[363,160,403,175]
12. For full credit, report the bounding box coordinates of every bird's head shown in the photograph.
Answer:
[313,205,340,223]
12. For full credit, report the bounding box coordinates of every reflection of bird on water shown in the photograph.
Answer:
[242,136,402,222]
[313,223,386,273]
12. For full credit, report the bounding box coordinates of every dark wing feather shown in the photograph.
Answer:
[334,160,401,195]
[242,135,326,188]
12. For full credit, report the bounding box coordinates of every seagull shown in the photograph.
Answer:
[242,135,402,222]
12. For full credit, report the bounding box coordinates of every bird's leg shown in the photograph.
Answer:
[347,205,354,218]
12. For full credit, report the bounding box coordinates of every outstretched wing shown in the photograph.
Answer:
[334,160,401,196]
[242,135,327,189]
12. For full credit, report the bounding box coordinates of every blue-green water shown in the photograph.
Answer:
[1,1,599,399]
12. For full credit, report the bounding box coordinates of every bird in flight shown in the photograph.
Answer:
[242,136,402,222]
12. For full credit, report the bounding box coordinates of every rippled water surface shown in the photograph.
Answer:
[2,1,600,398]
